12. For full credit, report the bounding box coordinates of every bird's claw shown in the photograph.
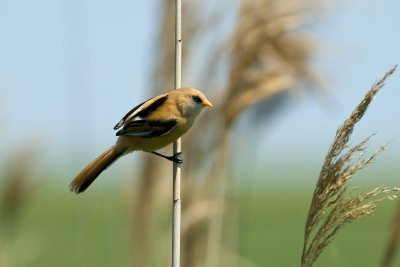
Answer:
[170,152,183,164]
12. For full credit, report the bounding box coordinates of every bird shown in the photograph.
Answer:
[69,87,212,194]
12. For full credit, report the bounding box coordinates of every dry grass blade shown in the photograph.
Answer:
[381,200,400,267]
[0,144,37,242]
[301,65,399,267]
[181,201,217,234]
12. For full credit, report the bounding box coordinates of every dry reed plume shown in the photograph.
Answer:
[301,66,399,267]
[204,1,321,266]
[222,0,322,128]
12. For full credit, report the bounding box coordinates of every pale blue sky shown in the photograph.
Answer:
[0,0,399,183]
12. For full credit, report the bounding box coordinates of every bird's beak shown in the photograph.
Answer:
[201,99,213,107]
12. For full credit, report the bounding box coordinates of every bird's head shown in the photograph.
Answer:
[173,87,212,118]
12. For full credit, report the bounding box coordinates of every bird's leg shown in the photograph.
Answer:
[151,151,183,164]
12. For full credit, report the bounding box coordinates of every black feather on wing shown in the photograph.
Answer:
[135,95,168,118]
[116,119,177,138]
[113,100,147,130]
[113,94,169,130]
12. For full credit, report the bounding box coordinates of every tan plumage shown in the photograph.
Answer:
[69,87,212,193]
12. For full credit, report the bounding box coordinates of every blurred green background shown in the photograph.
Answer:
[2,184,399,267]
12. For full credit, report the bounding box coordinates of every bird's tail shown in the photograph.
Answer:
[69,144,126,194]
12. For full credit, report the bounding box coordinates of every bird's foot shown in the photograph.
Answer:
[169,152,183,164]
[151,151,183,164]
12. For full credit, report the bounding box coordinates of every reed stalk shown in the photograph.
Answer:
[172,0,182,266]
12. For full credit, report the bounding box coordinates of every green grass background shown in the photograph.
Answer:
[2,182,399,267]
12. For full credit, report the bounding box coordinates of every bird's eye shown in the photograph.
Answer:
[192,95,202,104]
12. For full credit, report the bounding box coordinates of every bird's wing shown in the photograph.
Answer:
[113,93,169,130]
[116,119,177,138]
[113,100,147,130]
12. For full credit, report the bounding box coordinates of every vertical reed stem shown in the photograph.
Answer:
[172,0,182,266]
